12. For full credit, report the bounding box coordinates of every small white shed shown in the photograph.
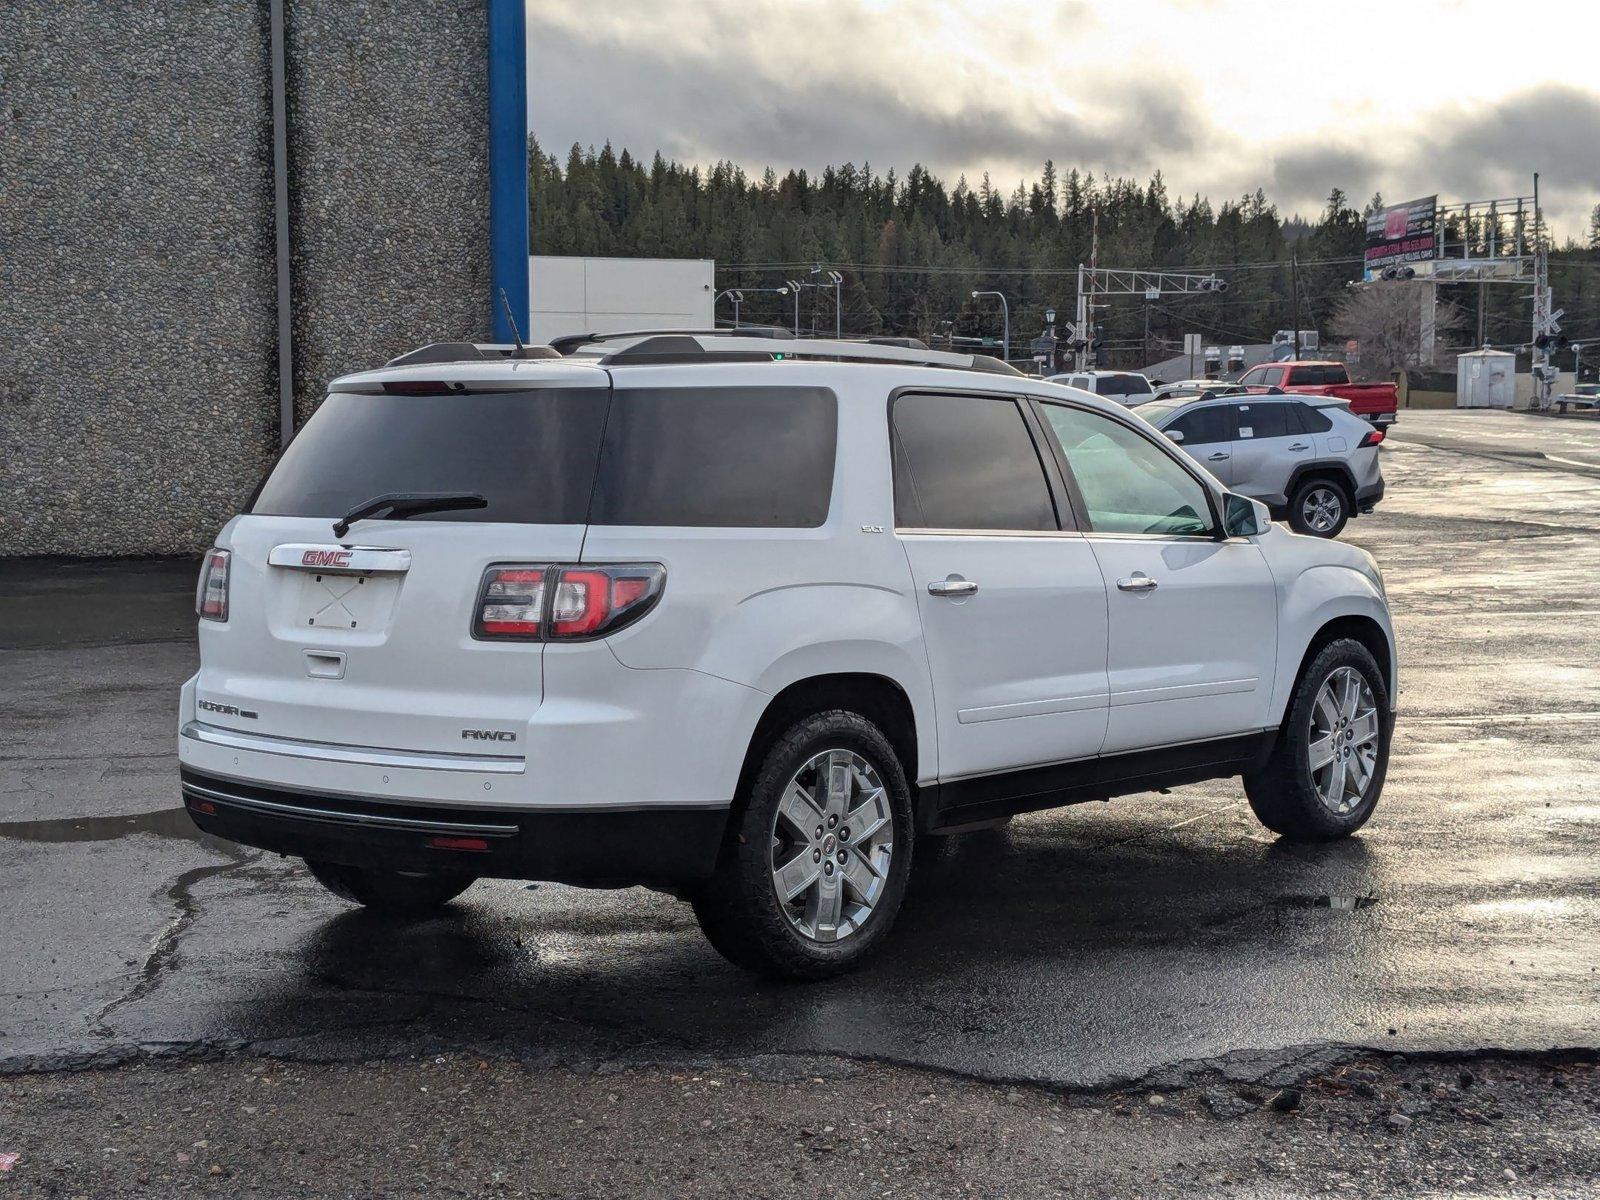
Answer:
[1456,348,1515,408]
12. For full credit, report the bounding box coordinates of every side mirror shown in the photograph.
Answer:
[1223,492,1271,537]
[1164,428,1185,443]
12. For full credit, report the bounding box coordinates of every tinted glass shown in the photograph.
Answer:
[1168,404,1230,446]
[1235,402,1290,439]
[1097,374,1152,398]
[590,386,836,527]
[1294,364,1346,385]
[1039,404,1213,537]
[892,394,1056,531]
[251,389,608,524]
[1295,403,1333,433]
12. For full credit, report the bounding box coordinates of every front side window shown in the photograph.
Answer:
[1257,366,1286,387]
[1038,403,1214,537]
[892,394,1057,531]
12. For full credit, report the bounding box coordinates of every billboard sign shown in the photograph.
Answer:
[1364,196,1437,280]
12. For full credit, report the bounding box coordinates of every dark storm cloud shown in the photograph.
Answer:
[1268,146,1381,209]
[527,14,1209,181]
[1419,84,1600,204]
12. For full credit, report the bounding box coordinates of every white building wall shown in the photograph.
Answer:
[529,255,715,343]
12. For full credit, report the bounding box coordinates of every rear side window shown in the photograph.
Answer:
[1294,365,1346,386]
[589,386,836,528]
[1292,403,1334,433]
[251,389,608,524]
[1235,402,1290,439]
[1167,405,1230,446]
[892,394,1057,531]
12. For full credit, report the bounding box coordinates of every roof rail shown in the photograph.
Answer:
[586,332,1024,376]
[549,326,788,355]
[385,341,560,367]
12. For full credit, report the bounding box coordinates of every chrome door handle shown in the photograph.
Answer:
[1207,451,1229,461]
[1288,442,1309,451]
[1116,574,1158,592]
[927,579,978,597]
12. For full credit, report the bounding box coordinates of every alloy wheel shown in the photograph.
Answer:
[1307,666,1380,815]
[1301,486,1344,534]
[769,748,894,942]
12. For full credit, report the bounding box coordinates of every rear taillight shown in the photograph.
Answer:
[474,564,664,642]
[1359,428,1385,447]
[195,549,231,621]
[475,566,549,639]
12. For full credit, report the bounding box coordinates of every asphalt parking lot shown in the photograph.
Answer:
[3,408,1599,1195]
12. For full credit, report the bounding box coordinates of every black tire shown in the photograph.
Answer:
[1244,638,1391,841]
[305,859,475,914]
[691,710,914,980]
[1288,476,1351,538]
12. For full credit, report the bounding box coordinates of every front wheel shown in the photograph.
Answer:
[691,710,914,980]
[305,860,475,914]
[1288,477,1350,538]
[1244,638,1390,841]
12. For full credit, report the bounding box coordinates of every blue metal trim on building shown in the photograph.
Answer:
[486,0,529,342]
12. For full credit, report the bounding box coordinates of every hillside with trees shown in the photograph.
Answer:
[531,138,1600,374]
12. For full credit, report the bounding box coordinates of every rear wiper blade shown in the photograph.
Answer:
[331,492,487,538]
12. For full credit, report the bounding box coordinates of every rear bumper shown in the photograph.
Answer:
[181,767,728,886]
[1367,411,1396,427]
[1355,477,1385,511]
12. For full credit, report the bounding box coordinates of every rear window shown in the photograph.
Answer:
[1291,364,1347,386]
[251,384,837,529]
[1096,374,1152,398]
[251,389,608,525]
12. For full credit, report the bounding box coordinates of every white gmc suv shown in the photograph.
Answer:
[179,331,1396,979]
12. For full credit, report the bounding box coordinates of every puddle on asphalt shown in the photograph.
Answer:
[0,806,208,844]
[1278,893,1380,912]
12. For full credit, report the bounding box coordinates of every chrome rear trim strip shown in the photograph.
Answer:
[181,721,525,775]
[182,780,519,837]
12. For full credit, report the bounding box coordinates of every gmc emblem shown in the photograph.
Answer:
[461,729,517,742]
[302,549,352,568]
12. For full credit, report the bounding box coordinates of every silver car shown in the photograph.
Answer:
[1138,394,1385,537]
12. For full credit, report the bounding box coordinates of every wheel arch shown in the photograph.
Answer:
[1287,461,1357,500]
[734,672,924,821]
[1269,571,1396,723]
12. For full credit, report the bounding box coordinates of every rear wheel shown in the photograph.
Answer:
[691,710,913,980]
[1244,638,1390,841]
[305,860,475,914]
[1288,477,1350,538]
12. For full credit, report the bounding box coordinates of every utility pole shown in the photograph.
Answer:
[1074,264,1089,371]
[1290,253,1301,361]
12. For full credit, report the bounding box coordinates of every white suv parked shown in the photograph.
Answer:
[180,331,1397,979]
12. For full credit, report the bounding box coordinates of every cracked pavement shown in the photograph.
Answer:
[2,410,1599,1193]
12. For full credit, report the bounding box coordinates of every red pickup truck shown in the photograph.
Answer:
[1237,360,1398,427]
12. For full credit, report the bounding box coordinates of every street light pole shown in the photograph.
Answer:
[829,270,844,338]
[971,290,1010,364]
[786,280,803,336]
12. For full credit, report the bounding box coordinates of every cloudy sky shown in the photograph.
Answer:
[526,0,1600,240]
